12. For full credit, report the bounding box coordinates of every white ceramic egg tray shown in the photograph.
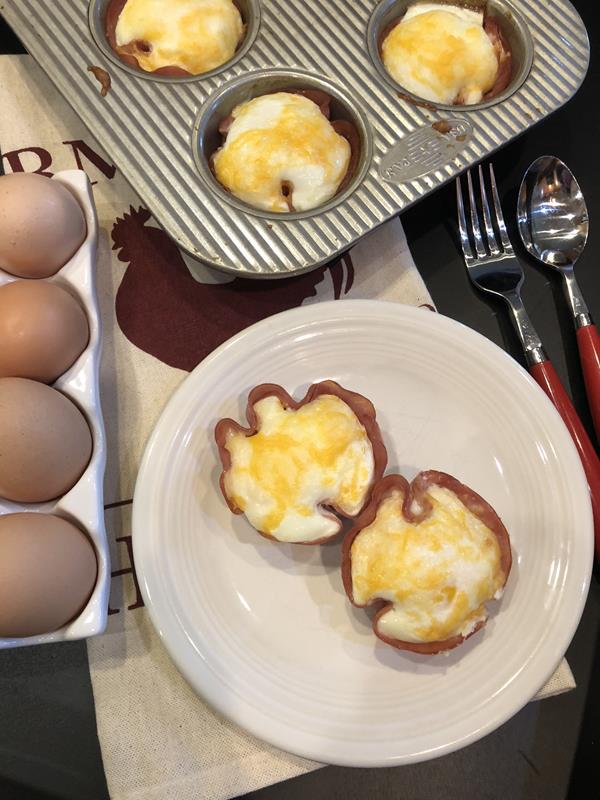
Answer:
[0,170,109,650]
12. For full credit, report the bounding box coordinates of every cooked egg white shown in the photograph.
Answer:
[115,0,243,74]
[351,486,504,643]
[382,3,499,105]
[224,394,374,542]
[213,93,351,212]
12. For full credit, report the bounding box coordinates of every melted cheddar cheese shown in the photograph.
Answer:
[224,394,374,542]
[115,0,243,75]
[382,3,499,105]
[213,93,351,212]
[351,486,504,643]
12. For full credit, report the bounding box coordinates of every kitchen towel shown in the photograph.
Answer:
[0,54,575,800]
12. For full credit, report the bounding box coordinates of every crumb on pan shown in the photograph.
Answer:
[87,65,111,97]
[432,120,453,134]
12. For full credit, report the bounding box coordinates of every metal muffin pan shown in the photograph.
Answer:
[0,171,109,650]
[0,0,589,277]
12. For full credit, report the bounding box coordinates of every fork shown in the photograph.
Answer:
[457,164,600,560]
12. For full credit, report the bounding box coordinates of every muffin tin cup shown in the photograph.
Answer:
[367,0,535,112]
[88,0,262,83]
[1,0,589,276]
[0,171,109,650]
[193,68,373,220]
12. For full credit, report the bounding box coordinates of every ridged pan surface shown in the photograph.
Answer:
[0,0,590,277]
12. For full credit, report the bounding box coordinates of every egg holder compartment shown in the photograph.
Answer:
[0,0,589,277]
[0,170,109,650]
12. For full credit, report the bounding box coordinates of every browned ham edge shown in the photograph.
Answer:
[214,381,388,545]
[280,181,295,212]
[483,16,513,98]
[397,91,437,111]
[218,114,235,136]
[341,471,512,654]
[294,88,332,119]
[105,0,246,76]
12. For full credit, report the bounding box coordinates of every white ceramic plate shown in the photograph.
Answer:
[132,300,593,766]
[0,170,108,650]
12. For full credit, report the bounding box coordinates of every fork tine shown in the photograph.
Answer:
[466,170,487,258]
[478,164,500,255]
[488,163,513,253]
[455,176,475,261]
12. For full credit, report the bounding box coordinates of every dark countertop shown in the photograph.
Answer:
[0,3,598,798]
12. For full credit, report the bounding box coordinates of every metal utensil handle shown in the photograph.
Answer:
[530,359,600,560]
[576,324,600,440]
[504,290,546,366]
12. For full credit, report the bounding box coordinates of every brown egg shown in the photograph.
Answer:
[0,378,92,503]
[0,280,89,382]
[0,513,97,638]
[0,173,87,278]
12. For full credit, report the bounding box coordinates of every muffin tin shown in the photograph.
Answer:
[0,170,109,650]
[0,0,589,277]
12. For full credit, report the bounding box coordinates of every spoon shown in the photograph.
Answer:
[518,155,600,439]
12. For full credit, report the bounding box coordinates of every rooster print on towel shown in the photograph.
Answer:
[112,206,354,372]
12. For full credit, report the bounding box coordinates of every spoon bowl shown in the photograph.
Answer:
[518,154,600,446]
[517,155,589,270]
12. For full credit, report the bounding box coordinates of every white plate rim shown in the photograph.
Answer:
[132,300,593,766]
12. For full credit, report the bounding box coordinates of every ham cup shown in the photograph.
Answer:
[211,90,360,213]
[215,381,387,544]
[105,0,244,76]
[380,1,513,105]
[342,471,512,654]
